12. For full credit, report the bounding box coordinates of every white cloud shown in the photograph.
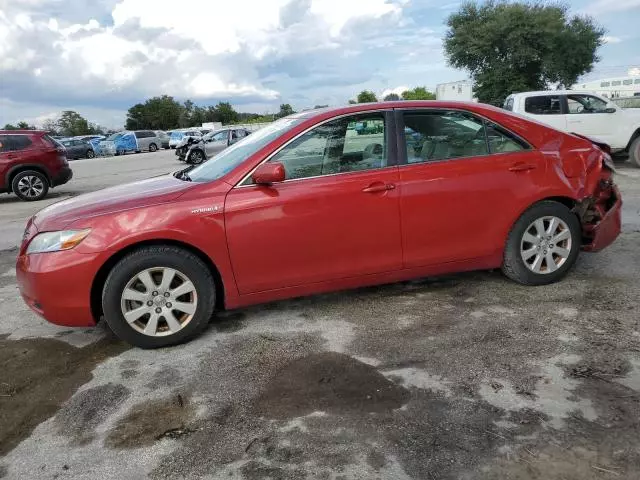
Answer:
[582,0,640,15]
[602,35,622,44]
[381,86,409,98]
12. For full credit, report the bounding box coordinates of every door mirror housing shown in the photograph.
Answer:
[252,162,286,185]
[604,107,617,113]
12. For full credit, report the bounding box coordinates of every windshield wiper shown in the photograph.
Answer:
[174,169,192,181]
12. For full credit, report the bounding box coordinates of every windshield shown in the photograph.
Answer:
[188,117,304,183]
[170,131,184,140]
[106,133,122,141]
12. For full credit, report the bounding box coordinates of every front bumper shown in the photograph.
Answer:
[16,249,100,327]
[51,167,73,187]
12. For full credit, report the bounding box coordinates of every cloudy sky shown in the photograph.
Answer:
[1,0,639,129]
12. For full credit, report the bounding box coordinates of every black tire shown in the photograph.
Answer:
[11,170,49,201]
[502,201,581,286]
[189,149,205,164]
[629,136,640,168]
[102,246,216,348]
[149,143,158,152]
[86,150,95,159]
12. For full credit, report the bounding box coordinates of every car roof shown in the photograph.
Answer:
[507,90,604,98]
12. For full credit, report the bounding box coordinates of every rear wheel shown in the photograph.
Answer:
[12,170,49,201]
[102,246,216,348]
[149,143,158,152]
[629,136,640,168]
[502,201,581,285]
[86,149,95,159]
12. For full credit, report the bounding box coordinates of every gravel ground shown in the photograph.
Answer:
[0,152,639,479]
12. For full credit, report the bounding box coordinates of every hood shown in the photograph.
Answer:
[33,174,193,231]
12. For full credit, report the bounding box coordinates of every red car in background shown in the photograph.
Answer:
[16,102,621,348]
[0,130,72,201]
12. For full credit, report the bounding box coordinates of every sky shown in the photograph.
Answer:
[1,0,639,129]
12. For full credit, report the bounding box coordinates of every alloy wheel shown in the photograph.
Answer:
[520,216,572,274]
[120,267,198,337]
[17,175,45,199]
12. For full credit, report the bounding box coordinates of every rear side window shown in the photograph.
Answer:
[524,95,561,115]
[503,97,514,111]
[484,122,528,153]
[0,135,33,152]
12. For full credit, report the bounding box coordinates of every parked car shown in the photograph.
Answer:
[60,139,95,160]
[169,130,202,149]
[16,101,621,348]
[0,130,72,201]
[184,128,250,164]
[99,132,137,156]
[504,90,640,166]
[133,130,161,152]
[174,131,206,160]
[154,131,170,149]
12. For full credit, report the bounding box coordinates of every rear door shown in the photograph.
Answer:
[397,109,547,268]
[224,110,403,294]
[522,94,567,132]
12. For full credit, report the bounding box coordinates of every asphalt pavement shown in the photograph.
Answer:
[0,151,639,479]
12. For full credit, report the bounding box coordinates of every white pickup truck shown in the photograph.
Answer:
[504,90,640,167]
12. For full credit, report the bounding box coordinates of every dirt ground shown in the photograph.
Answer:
[0,155,639,479]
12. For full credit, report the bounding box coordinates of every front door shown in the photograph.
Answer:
[224,111,403,294]
[205,130,229,157]
[397,109,548,268]
[564,94,619,148]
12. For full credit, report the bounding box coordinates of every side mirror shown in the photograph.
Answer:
[252,162,285,185]
[604,107,617,113]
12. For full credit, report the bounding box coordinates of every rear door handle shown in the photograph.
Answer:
[362,183,395,193]
[509,163,537,172]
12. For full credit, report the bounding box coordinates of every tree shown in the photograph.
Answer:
[125,95,183,130]
[444,1,604,106]
[57,111,92,136]
[348,99,357,105]
[3,124,17,130]
[356,90,378,103]
[41,119,59,135]
[383,93,401,101]
[276,103,295,118]
[214,102,239,125]
[401,87,436,100]
[3,122,35,130]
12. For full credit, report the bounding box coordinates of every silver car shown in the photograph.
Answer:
[185,128,249,164]
[133,130,161,152]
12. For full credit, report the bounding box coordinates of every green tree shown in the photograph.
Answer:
[3,124,17,130]
[383,93,401,101]
[276,103,295,118]
[444,1,605,105]
[57,111,92,136]
[401,87,436,100]
[356,90,378,103]
[125,95,183,130]
[3,122,35,130]
[41,119,59,135]
[348,99,357,105]
[214,102,239,125]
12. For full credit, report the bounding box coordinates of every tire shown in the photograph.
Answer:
[629,136,640,168]
[502,201,581,286]
[149,143,158,152]
[11,170,49,201]
[189,149,205,165]
[102,246,216,348]
[86,150,95,159]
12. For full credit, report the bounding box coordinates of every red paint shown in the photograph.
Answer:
[15,102,622,328]
[0,130,72,196]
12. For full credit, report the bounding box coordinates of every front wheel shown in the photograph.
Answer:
[502,201,581,286]
[102,246,216,348]
[86,150,95,159]
[189,149,205,164]
[629,136,640,168]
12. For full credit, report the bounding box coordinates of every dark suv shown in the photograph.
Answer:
[0,130,73,201]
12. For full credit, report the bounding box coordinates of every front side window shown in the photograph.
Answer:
[402,111,488,163]
[267,113,387,180]
[623,79,633,85]
[211,130,228,142]
[524,95,561,115]
[567,95,609,114]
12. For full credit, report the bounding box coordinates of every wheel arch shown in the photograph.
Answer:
[6,164,52,190]
[626,128,640,151]
[90,239,226,323]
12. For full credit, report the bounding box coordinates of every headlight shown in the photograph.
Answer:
[26,229,91,254]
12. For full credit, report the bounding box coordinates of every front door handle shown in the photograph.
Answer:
[362,183,395,193]
[509,163,537,172]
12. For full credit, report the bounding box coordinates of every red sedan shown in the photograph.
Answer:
[16,102,621,348]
